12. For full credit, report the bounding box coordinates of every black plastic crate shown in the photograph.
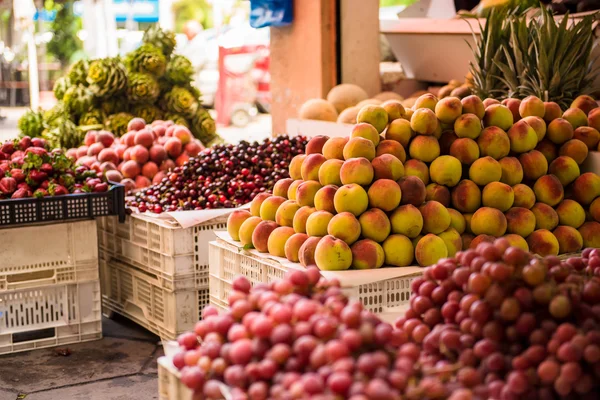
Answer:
[0,182,125,227]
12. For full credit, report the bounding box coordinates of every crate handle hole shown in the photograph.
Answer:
[12,327,56,343]
[7,270,55,284]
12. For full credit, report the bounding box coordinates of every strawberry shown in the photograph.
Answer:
[31,138,47,148]
[0,177,16,194]
[10,169,25,183]
[93,182,109,192]
[17,182,32,192]
[33,188,48,198]
[1,142,14,154]
[0,152,8,161]
[18,136,32,150]
[25,147,47,157]
[11,188,30,198]
[28,170,47,183]
[48,183,68,196]
[40,163,53,174]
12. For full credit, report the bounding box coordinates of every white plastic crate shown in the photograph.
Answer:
[99,258,209,340]
[209,234,423,314]
[0,280,102,354]
[0,220,99,291]
[97,214,228,291]
[158,357,193,400]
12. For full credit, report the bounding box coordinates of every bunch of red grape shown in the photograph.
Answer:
[393,242,600,399]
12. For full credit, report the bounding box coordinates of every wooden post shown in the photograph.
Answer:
[269,0,337,135]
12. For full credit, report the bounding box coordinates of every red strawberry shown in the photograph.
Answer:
[18,136,32,150]
[31,138,47,148]
[28,170,47,183]
[1,142,14,154]
[40,163,53,174]
[25,147,48,157]
[10,169,25,183]
[33,188,48,198]
[93,182,109,192]
[0,177,17,194]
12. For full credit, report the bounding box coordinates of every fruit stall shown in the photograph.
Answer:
[4,1,600,399]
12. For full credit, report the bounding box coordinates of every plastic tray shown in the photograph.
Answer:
[0,181,125,227]
[99,257,209,340]
[157,357,193,400]
[0,280,102,354]
[0,220,99,291]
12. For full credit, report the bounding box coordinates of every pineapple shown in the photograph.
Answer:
[86,58,127,98]
[143,25,177,58]
[127,72,160,104]
[125,43,167,76]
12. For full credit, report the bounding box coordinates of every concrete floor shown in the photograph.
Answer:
[0,315,164,400]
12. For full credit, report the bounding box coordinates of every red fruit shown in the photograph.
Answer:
[157,136,169,145]
[175,153,189,166]
[152,125,167,137]
[100,162,117,172]
[28,170,47,183]
[135,175,151,188]
[18,136,32,150]
[76,146,89,158]
[97,130,115,147]
[127,117,146,132]
[40,163,53,174]
[185,141,204,157]
[87,142,105,157]
[120,160,141,179]
[165,137,183,158]
[121,178,136,192]
[160,159,176,172]
[142,161,159,179]
[149,144,167,164]
[31,138,46,148]
[76,156,96,168]
[98,148,119,165]
[10,169,25,183]
[166,125,176,137]
[0,177,17,194]
[130,145,149,164]
[123,148,132,161]
[173,126,192,145]
[25,147,47,156]
[90,162,101,173]
[0,152,7,161]
[11,188,29,198]
[122,132,136,147]
[152,171,166,184]
[115,144,127,160]
[51,184,69,196]
[66,148,78,160]
[1,142,15,154]
[10,150,25,163]
[134,129,155,148]
[93,182,109,192]
[105,170,123,182]
[84,131,97,146]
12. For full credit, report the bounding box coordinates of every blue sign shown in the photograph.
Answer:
[33,9,57,22]
[38,1,159,23]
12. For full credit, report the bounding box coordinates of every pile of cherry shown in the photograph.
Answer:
[172,242,600,400]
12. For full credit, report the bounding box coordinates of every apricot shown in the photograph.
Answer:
[522,116,546,142]
[284,233,310,262]
[333,184,369,216]
[404,159,430,185]
[527,229,559,257]
[469,156,502,186]
[531,203,559,231]
[340,157,374,186]
[507,120,538,153]
[519,96,545,118]
[252,221,279,252]
[398,175,427,206]
[259,196,287,221]
[536,139,559,164]
[482,182,514,212]
[368,179,402,211]
[543,101,562,123]
[293,206,316,234]
[296,180,323,207]
[505,207,536,237]
[359,208,391,243]
[454,113,482,139]
[343,137,376,161]
[429,155,462,187]
[547,118,574,145]
[267,227,296,257]
[448,208,466,234]
[410,108,439,135]
[390,204,424,238]
[275,200,301,227]
[419,201,451,234]
[477,126,510,159]
[503,234,529,251]
[273,178,294,198]
[571,94,598,115]
[371,154,404,181]
[382,234,415,267]
[449,138,480,165]
[483,104,514,131]
[555,200,586,229]
[306,210,335,237]
[409,136,440,163]
[314,235,352,271]
[357,105,389,133]
[327,212,361,245]
[435,96,463,123]
[350,239,385,270]
[238,216,263,247]
[314,185,338,213]
[250,193,271,216]
[559,139,588,165]
[451,179,482,213]
[563,107,588,130]
[385,119,413,147]
[301,153,327,181]
[499,157,524,186]
[287,180,303,201]
[519,150,548,181]
[426,183,451,207]
[461,95,486,119]
[415,234,448,266]
[553,226,583,254]
[573,126,600,150]
[471,207,508,237]
[227,210,252,241]
[572,172,600,205]
[322,137,348,160]
[578,221,600,248]
[351,123,380,147]
[376,140,407,163]
[533,174,564,207]
[438,228,463,257]
[298,236,322,267]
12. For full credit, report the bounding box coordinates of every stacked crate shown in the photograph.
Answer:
[0,220,102,354]
[97,213,227,340]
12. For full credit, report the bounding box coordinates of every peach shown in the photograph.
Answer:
[175,153,189,167]
[420,201,451,234]
[547,118,574,145]
[306,211,335,237]
[259,195,287,221]
[84,131,97,146]
[410,108,439,135]
[397,175,427,206]
[314,185,338,213]
[134,129,155,148]
[293,206,316,233]
[555,200,586,229]
[318,159,343,186]
[404,159,430,185]
[160,159,176,172]
[382,234,414,267]
[519,96,545,118]
[429,155,462,187]
[105,170,123,182]
[549,156,580,186]
[477,126,510,160]
[141,161,159,179]
[390,204,423,238]
[314,235,353,270]
[590,197,600,222]
[471,207,508,237]
[505,207,536,237]
[275,200,301,227]
[385,119,413,147]
[250,193,272,216]
[531,203,559,230]
[66,148,78,160]
[305,135,329,155]
[367,179,401,211]
[357,105,389,133]
[553,226,583,254]
[543,102,562,123]
[273,178,294,198]
[184,141,203,157]
[461,95,486,119]
[296,180,322,207]
[371,154,404,181]
[574,126,600,149]
[383,100,406,121]
[267,226,296,257]
[121,178,136,192]
[426,183,451,207]
[333,184,369,216]
[483,104,514,131]
[454,113,482,139]
[409,136,440,163]
[448,208,466,234]
[298,236,322,267]
[149,144,167,164]
[238,216,263,247]
[376,140,407,163]
[350,239,385,269]
[533,174,564,207]
[470,234,495,249]
[173,126,192,145]
[135,175,151,188]
[340,157,374,185]
[415,234,448,266]
[358,208,391,243]
[563,108,588,130]
[351,123,380,146]
[322,137,348,160]
[519,150,548,181]
[435,97,463,123]
[165,137,183,158]
[503,234,529,251]
[438,228,462,257]
[451,179,482,213]
[589,108,600,131]
[301,153,327,181]
[572,172,600,205]
[499,157,524,186]
[289,154,307,180]
[97,148,119,165]
[343,137,376,161]
[572,94,598,115]
[578,221,600,248]
[536,139,559,163]
[449,138,480,165]
[328,212,361,245]
[503,98,521,122]
[227,209,253,240]
[523,116,546,142]
[482,182,514,211]
[462,234,475,250]
[120,160,140,179]
[507,120,538,153]
[87,142,104,157]
[252,220,279,252]
[527,229,559,257]
[469,156,502,186]
[284,233,309,262]
[287,180,303,201]
[559,139,588,165]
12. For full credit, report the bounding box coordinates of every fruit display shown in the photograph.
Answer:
[65,117,205,191]
[227,92,600,270]
[168,243,600,399]
[0,136,113,199]
[127,135,307,213]
[17,26,219,149]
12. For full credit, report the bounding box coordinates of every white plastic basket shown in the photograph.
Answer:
[98,214,228,291]
[0,280,102,354]
[0,220,99,291]
[157,356,193,400]
[99,257,210,340]
[209,234,423,314]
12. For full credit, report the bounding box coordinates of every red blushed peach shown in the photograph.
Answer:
[284,233,310,262]
[120,160,141,179]
[121,178,136,192]
[134,129,155,148]
[84,131,97,146]
[305,135,329,154]
[105,170,123,182]
[98,148,119,165]
[398,175,426,206]
[175,153,189,167]
[301,153,327,181]
[298,236,322,267]
[135,175,151,188]
[152,124,167,137]
[142,162,159,179]
[76,146,89,158]
[115,144,127,160]
[273,178,294,198]
[149,145,167,164]
[66,148,78,161]
[252,221,279,253]
[121,132,136,147]
[173,126,193,145]
[130,145,150,164]
[160,159,176,172]
[97,130,115,147]
[165,137,183,158]
[152,171,166,184]
[128,117,146,131]
[87,142,105,157]
[185,141,204,156]
[100,162,117,173]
